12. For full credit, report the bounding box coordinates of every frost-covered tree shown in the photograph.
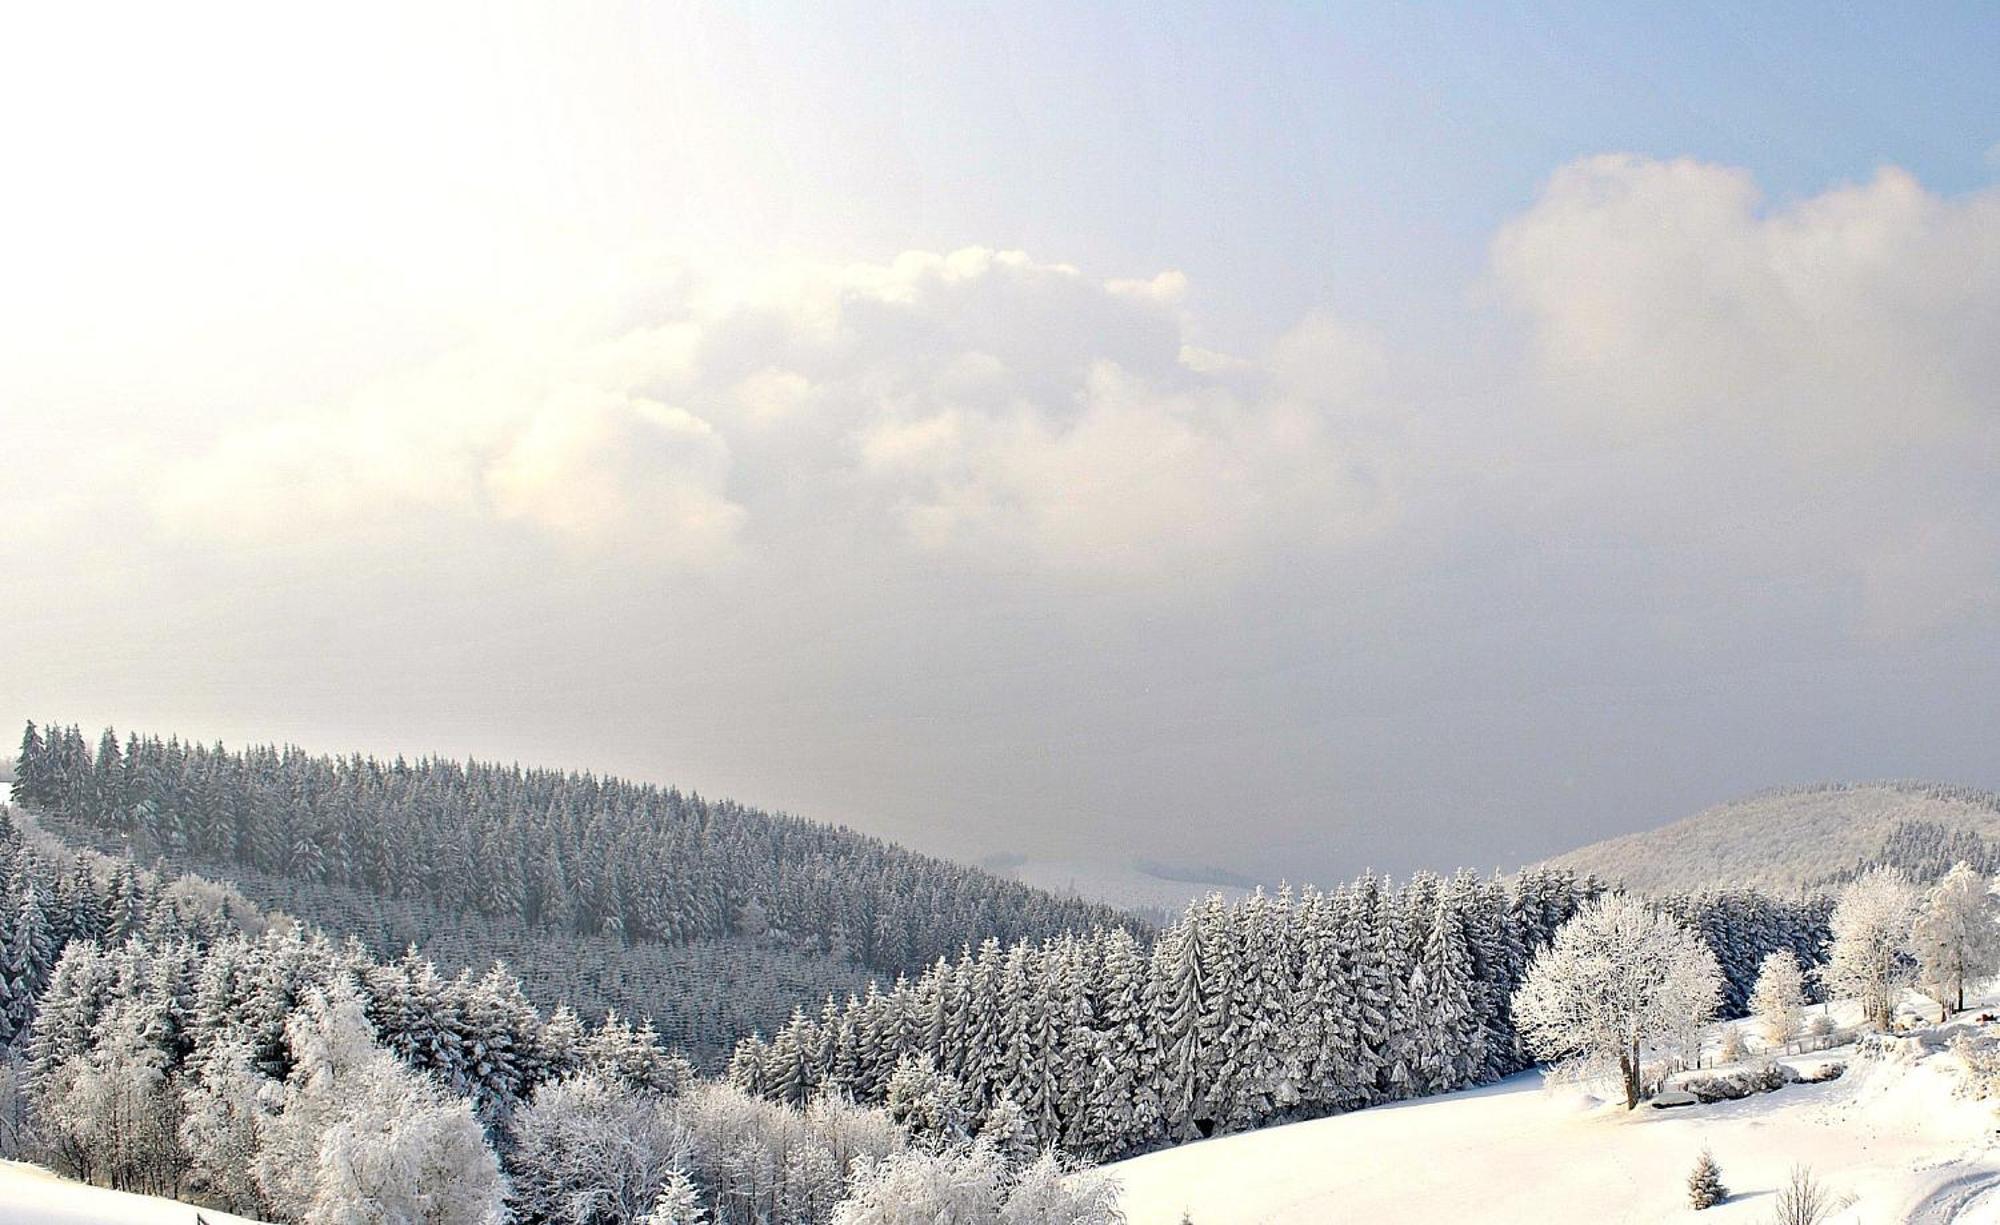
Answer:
[1511,895,1724,1109]
[509,1073,689,1225]
[255,984,506,1225]
[830,1143,1005,1224]
[1823,868,1919,1030]
[1911,861,2000,1020]
[179,1037,269,1215]
[1749,950,1808,1051]
[638,1172,708,1225]
[997,1151,1126,1225]
[1687,1147,1727,1210]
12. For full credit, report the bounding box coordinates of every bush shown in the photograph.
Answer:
[1717,1026,1746,1063]
[1772,1164,1835,1225]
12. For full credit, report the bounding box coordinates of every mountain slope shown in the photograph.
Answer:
[1544,782,2000,894]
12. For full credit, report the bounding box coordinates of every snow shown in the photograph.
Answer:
[1105,1002,2000,1225]
[0,1161,268,1225]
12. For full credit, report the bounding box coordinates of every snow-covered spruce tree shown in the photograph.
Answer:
[1687,1147,1727,1210]
[1912,860,2000,1021]
[1511,894,1723,1109]
[638,1171,709,1225]
[1823,868,1919,1031]
[1750,950,1808,1052]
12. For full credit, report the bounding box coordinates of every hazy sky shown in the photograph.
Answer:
[4,3,1999,883]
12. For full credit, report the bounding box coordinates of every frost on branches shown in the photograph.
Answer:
[1823,868,1919,1031]
[1511,895,1723,1108]
[1749,950,1808,1052]
[1911,861,2000,1022]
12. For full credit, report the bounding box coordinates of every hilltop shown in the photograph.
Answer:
[1544,782,2000,894]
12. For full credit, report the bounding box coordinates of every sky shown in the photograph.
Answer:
[3,2,1999,884]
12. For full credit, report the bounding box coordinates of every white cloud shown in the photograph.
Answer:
[142,246,1393,578]
[1490,155,2000,636]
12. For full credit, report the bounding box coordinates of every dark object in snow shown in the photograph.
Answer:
[1688,1148,1728,1210]
[1979,1013,1997,1023]
[1651,1088,1699,1108]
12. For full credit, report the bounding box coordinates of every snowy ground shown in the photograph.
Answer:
[0,1161,266,1224]
[1107,1002,2000,1224]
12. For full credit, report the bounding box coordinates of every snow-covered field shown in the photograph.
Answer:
[0,1160,266,1225]
[1108,1010,2000,1224]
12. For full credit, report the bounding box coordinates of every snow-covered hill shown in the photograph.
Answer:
[1105,1012,2000,1224]
[1543,782,2000,894]
[0,1161,267,1224]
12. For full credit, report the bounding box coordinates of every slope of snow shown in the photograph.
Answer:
[1106,1012,2000,1224]
[0,1161,267,1224]
[1543,782,2000,893]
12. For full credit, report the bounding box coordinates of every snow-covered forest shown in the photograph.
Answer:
[1,720,1971,1225]
[12,723,1138,1066]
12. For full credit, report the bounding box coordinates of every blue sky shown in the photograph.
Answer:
[2,2,1998,881]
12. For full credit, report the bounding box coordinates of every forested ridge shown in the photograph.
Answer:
[13,723,1135,974]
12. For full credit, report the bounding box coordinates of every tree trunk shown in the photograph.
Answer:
[1621,1042,1641,1109]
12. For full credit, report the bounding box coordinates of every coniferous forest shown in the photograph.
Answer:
[0,722,1838,1222]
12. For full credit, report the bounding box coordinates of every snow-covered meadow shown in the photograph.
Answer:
[1108,999,2000,1224]
[0,1158,266,1224]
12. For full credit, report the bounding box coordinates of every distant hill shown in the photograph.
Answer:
[1543,782,2000,895]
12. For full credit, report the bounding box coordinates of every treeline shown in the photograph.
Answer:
[210,859,873,1068]
[20,909,1120,1222]
[1820,819,2000,889]
[726,871,1832,1160]
[0,808,271,1049]
[15,723,1137,977]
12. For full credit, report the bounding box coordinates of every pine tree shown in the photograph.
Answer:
[1688,1148,1727,1209]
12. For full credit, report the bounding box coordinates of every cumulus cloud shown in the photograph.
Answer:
[1491,155,2000,636]
[144,245,1396,577]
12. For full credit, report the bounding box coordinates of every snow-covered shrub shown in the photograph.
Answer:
[830,1142,1006,1224]
[1512,895,1723,1109]
[1687,1147,1726,1210]
[998,1150,1126,1225]
[1824,869,1919,1031]
[1679,1063,1798,1103]
[309,1087,506,1225]
[510,1072,690,1224]
[1771,1164,1837,1225]
[1717,1026,1746,1063]
[1950,1034,2000,1098]
[1803,1012,1836,1049]
[675,1081,898,1225]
